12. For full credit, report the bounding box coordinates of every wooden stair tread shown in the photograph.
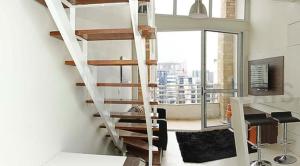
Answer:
[50,26,155,41]
[93,112,159,119]
[124,139,159,152]
[65,60,157,66]
[86,99,158,105]
[109,130,159,140]
[100,123,159,131]
[37,0,149,6]
[76,82,157,88]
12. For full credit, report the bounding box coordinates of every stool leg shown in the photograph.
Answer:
[284,123,288,156]
[258,125,262,162]
[274,123,297,165]
[251,126,272,166]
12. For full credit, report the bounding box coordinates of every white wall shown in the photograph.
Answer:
[0,1,132,166]
[249,0,300,155]
[77,6,133,112]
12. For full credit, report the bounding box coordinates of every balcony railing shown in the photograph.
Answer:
[156,84,219,104]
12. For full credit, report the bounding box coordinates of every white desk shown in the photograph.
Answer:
[44,152,143,166]
[250,100,300,119]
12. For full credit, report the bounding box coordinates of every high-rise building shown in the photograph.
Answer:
[157,63,217,104]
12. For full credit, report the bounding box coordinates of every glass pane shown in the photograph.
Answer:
[155,0,173,15]
[212,0,245,19]
[205,92,237,127]
[156,31,201,104]
[205,31,238,90]
[177,0,210,16]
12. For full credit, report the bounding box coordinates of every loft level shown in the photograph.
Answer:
[50,26,155,41]
[76,82,158,88]
[37,0,149,6]
[65,60,157,66]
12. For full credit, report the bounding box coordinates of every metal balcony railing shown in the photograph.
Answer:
[156,84,219,104]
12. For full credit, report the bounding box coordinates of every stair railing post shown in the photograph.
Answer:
[129,0,154,165]
[147,0,158,127]
[69,6,76,30]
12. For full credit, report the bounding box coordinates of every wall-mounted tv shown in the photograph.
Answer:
[250,64,269,91]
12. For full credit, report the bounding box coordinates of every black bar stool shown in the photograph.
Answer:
[245,114,276,166]
[271,112,300,164]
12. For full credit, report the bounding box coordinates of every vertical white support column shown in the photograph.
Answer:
[69,6,76,31]
[231,98,250,166]
[82,39,88,61]
[148,0,158,122]
[147,0,155,27]
[153,105,158,127]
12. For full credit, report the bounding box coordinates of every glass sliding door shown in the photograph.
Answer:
[155,30,243,131]
[201,30,242,129]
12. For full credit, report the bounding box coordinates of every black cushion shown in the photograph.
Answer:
[245,114,275,126]
[271,112,300,123]
[154,120,168,150]
[157,108,166,119]
[120,107,168,150]
[245,113,267,120]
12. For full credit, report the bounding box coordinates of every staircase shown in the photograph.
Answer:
[36,0,159,165]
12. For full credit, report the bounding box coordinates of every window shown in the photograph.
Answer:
[156,31,201,104]
[155,0,173,15]
[153,0,245,20]
[156,31,240,106]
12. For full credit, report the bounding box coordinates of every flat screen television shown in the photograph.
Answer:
[250,64,269,91]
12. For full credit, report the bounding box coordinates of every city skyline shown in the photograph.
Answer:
[157,31,220,83]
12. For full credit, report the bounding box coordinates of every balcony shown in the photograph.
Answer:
[156,84,227,130]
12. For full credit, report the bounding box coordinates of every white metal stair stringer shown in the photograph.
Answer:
[44,0,123,151]
[129,0,154,165]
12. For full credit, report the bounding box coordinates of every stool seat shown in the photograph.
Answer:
[245,114,276,126]
[274,117,300,123]
[271,112,300,123]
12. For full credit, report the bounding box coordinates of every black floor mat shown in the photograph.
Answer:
[176,129,256,163]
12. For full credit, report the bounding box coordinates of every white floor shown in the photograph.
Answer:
[44,152,127,166]
[167,120,224,131]
[161,132,300,166]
